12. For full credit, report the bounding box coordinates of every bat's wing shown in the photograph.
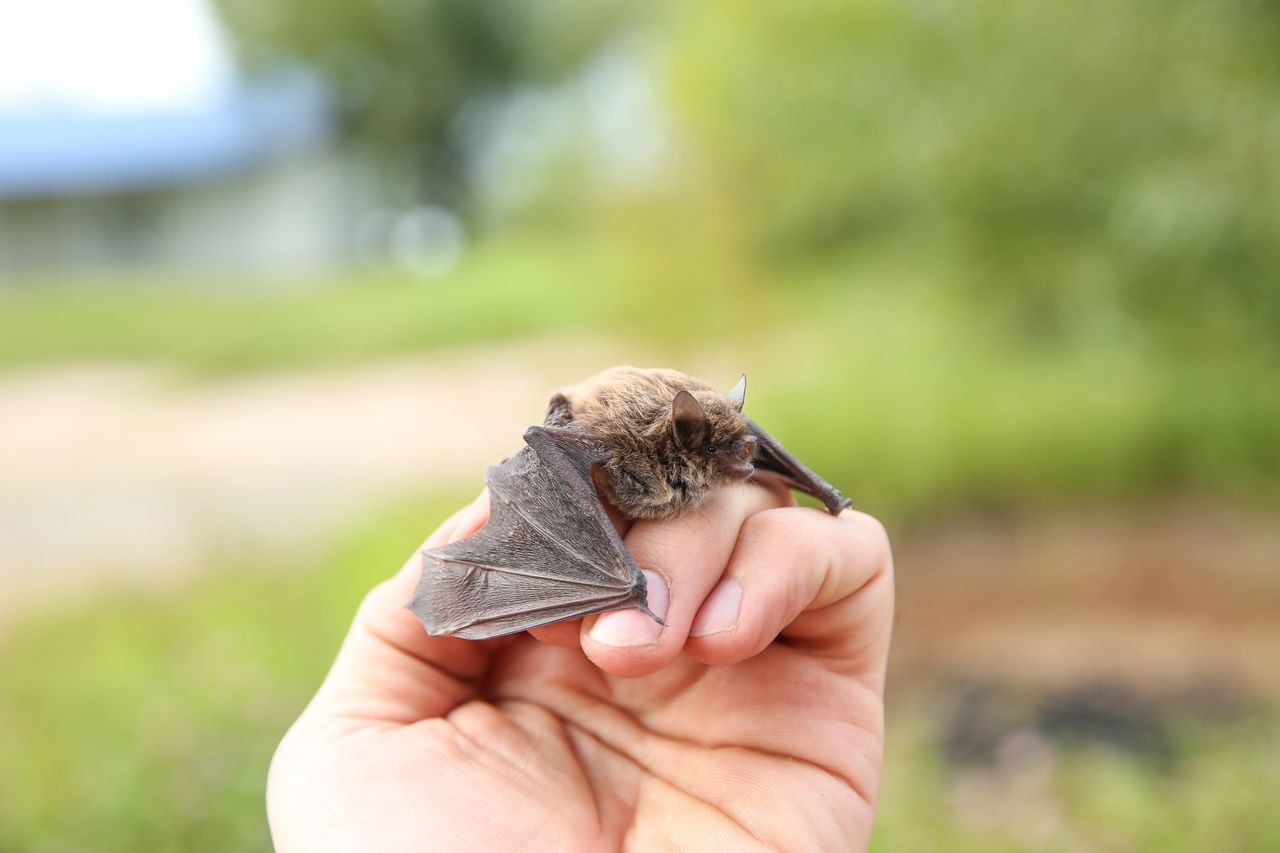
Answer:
[747,418,852,516]
[407,426,658,640]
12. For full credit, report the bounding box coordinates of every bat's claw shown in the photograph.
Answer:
[635,602,665,626]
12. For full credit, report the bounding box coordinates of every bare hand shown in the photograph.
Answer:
[268,483,894,851]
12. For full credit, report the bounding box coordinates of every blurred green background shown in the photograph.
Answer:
[1,0,1278,849]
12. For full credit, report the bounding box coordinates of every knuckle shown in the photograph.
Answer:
[686,629,750,664]
[843,510,892,558]
[740,508,823,577]
[740,506,807,545]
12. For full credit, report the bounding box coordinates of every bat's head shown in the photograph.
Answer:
[669,383,757,485]
[578,368,759,518]
[623,373,759,520]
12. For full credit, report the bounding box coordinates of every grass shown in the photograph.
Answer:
[0,238,638,373]
[2,236,1277,527]
[874,713,1280,852]
[0,232,779,374]
[0,494,461,853]
[1,491,1276,851]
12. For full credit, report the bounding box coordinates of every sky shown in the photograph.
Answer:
[0,0,232,114]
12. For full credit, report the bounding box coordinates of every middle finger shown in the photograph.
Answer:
[580,480,793,677]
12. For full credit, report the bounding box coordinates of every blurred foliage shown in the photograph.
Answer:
[756,264,1280,522]
[875,710,1280,852]
[3,239,1276,524]
[213,0,633,202]
[646,0,1280,357]
[203,0,1280,355]
[1,494,1276,851]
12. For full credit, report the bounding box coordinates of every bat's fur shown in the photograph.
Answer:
[557,366,757,519]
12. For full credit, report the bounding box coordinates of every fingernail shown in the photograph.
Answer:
[589,570,668,646]
[690,578,742,638]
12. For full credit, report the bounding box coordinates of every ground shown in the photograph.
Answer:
[4,345,1276,702]
[2,345,1278,851]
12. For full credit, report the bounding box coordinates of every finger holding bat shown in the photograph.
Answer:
[528,478,791,651]
[578,480,792,677]
[407,367,853,659]
[526,619,584,647]
[525,499,635,647]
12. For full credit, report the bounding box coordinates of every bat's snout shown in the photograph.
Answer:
[723,434,758,479]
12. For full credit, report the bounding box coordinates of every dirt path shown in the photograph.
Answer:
[893,506,1280,704]
[0,338,679,618]
[3,346,1278,704]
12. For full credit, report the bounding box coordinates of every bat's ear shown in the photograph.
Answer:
[726,372,747,412]
[671,390,710,450]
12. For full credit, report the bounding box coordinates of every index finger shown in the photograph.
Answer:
[578,479,794,677]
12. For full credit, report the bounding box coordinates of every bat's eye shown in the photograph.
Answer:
[705,444,717,455]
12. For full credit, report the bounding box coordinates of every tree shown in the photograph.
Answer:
[215,0,634,207]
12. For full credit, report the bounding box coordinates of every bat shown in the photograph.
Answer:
[407,367,851,640]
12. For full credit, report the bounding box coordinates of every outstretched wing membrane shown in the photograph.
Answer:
[407,426,658,639]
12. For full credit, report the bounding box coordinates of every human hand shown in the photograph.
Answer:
[267,482,894,851]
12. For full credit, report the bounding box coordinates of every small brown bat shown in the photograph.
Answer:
[408,367,850,639]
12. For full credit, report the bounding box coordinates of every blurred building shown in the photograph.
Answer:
[0,0,353,279]
[0,72,353,279]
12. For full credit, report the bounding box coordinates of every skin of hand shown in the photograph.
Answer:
[267,481,895,852]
